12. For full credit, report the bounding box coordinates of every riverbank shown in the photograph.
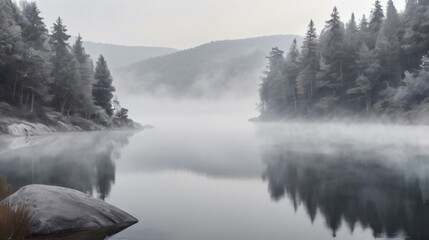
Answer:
[0,102,141,136]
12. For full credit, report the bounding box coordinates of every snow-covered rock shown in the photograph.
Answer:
[1,185,138,236]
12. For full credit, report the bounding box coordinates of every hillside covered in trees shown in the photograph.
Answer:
[258,0,429,123]
[70,38,177,71]
[118,35,300,98]
[0,0,137,135]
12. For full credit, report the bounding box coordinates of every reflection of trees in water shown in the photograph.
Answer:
[0,131,134,200]
[96,154,116,201]
[262,144,429,239]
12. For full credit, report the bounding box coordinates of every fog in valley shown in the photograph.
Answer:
[2,0,429,239]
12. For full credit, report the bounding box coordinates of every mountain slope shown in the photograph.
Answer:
[71,38,177,71]
[117,35,301,97]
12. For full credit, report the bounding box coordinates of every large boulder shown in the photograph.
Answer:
[0,185,138,238]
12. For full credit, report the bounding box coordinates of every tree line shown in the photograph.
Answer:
[259,0,429,120]
[0,0,128,125]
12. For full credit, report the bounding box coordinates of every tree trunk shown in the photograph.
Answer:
[12,69,19,102]
[366,93,371,114]
[293,88,297,114]
[19,84,24,108]
[61,99,66,115]
[30,91,34,113]
[340,58,343,84]
[61,92,68,114]
[67,103,72,117]
[25,92,29,110]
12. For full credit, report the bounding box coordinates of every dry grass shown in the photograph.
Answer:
[0,177,11,201]
[0,204,32,240]
[0,178,32,240]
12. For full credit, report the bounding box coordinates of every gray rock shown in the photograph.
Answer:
[1,185,138,237]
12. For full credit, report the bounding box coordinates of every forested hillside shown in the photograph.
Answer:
[118,35,300,97]
[259,0,429,122]
[0,0,135,135]
[70,38,177,71]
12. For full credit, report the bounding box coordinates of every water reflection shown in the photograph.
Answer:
[0,131,134,200]
[259,123,429,240]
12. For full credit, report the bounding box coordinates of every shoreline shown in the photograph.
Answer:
[0,111,143,137]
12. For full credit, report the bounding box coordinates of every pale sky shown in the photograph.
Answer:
[32,0,406,49]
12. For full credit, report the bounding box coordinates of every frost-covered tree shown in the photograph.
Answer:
[93,55,115,116]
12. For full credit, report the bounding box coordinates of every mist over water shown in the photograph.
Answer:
[1,0,429,238]
[3,83,429,239]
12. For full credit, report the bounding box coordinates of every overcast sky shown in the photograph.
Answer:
[33,0,406,49]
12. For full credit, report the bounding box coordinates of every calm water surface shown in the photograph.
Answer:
[1,116,429,240]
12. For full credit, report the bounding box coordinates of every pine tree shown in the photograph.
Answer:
[376,0,401,87]
[20,1,47,48]
[51,17,70,58]
[0,0,27,105]
[343,14,360,93]
[400,0,429,71]
[259,47,285,117]
[15,1,52,113]
[357,15,371,48]
[318,7,345,99]
[72,35,98,119]
[297,20,319,114]
[419,0,429,5]
[0,0,134,127]
[405,0,418,12]
[359,14,369,32]
[345,13,358,41]
[284,39,300,114]
[93,55,115,116]
[390,53,429,110]
[368,0,385,49]
[50,17,81,115]
[347,44,381,113]
[383,0,400,38]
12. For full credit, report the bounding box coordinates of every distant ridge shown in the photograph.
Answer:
[70,37,177,71]
[117,35,302,97]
